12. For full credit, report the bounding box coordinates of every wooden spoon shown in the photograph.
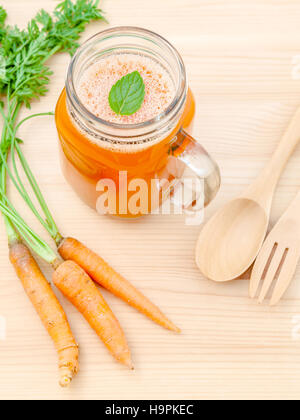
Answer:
[195,107,300,282]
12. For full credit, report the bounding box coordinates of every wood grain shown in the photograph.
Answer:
[1,0,300,400]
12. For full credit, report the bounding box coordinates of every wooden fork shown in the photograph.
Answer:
[249,189,300,305]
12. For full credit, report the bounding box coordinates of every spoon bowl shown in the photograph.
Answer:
[195,198,268,282]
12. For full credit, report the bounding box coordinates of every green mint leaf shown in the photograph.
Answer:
[109,71,145,116]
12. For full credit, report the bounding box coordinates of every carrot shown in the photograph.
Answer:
[58,237,180,333]
[53,260,133,369]
[9,242,79,387]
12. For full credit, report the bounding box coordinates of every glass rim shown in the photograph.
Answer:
[66,26,187,133]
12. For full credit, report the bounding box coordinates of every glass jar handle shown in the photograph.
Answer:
[157,129,221,224]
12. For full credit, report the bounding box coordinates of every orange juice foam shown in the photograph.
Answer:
[77,53,175,125]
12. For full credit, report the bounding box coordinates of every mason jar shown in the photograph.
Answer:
[55,27,220,219]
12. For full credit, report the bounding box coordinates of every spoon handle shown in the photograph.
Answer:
[244,107,300,210]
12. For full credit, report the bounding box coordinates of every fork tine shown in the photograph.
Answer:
[249,240,277,298]
[258,245,286,303]
[270,250,299,306]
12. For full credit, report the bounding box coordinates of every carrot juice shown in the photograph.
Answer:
[55,28,220,219]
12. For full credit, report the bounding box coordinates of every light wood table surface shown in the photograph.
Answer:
[1,0,300,401]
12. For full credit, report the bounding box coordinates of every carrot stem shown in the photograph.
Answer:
[0,106,60,238]
[0,103,58,264]
[0,167,19,245]
[15,142,62,245]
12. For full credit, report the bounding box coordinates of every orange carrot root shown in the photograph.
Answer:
[58,237,180,333]
[9,242,79,387]
[53,260,133,368]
